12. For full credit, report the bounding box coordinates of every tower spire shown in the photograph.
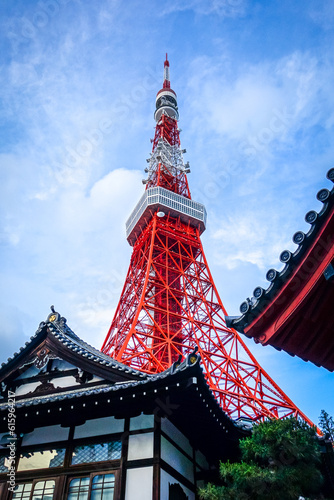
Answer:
[163,53,170,89]
[145,57,190,198]
[101,57,314,427]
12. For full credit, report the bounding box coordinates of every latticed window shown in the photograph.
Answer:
[67,477,89,499]
[31,481,55,500]
[12,480,55,499]
[17,447,66,471]
[0,455,10,473]
[12,483,32,499]
[67,473,115,500]
[71,440,122,465]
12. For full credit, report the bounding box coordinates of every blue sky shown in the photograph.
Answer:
[0,0,333,426]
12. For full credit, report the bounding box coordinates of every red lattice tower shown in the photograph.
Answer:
[102,55,313,425]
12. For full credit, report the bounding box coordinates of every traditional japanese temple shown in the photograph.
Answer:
[0,309,246,499]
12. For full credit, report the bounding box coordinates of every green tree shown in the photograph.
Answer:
[199,417,324,500]
[319,410,334,443]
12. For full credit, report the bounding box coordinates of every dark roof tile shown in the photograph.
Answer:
[227,169,334,332]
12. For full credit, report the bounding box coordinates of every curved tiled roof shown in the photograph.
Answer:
[226,168,334,334]
[0,307,148,379]
[0,307,205,407]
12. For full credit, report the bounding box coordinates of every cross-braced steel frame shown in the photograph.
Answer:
[102,213,313,424]
[102,57,314,426]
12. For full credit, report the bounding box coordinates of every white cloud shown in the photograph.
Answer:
[210,210,292,270]
[186,51,325,148]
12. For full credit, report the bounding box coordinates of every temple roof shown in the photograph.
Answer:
[0,308,245,462]
[226,168,334,371]
[0,308,148,382]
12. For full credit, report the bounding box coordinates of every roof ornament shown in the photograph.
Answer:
[327,168,334,182]
[171,354,183,373]
[46,306,66,325]
[187,346,199,366]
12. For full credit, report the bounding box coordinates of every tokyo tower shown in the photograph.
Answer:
[102,55,313,425]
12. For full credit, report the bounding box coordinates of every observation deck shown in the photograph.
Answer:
[126,186,207,246]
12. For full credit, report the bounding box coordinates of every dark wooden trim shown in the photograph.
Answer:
[0,481,9,500]
[126,458,155,469]
[153,417,161,500]
[54,474,66,500]
[119,416,130,500]
[64,424,74,469]
[128,426,155,435]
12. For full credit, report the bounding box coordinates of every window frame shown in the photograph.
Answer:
[5,469,120,500]
[70,437,122,468]
[65,470,120,500]
[9,477,58,500]
[17,443,68,472]
[0,426,124,499]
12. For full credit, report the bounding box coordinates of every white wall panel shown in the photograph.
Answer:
[161,436,194,483]
[127,432,153,461]
[125,466,153,500]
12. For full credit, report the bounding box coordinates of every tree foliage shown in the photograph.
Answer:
[319,409,334,443]
[199,417,324,500]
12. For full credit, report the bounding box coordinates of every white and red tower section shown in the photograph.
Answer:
[102,56,313,425]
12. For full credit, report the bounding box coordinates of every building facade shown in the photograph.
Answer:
[0,309,246,499]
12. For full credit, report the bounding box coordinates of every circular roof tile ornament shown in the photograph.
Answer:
[292,231,305,245]
[305,210,318,224]
[327,168,334,182]
[47,305,60,324]
[280,250,292,263]
[266,268,277,282]
[316,188,330,203]
[240,301,250,314]
[253,286,264,299]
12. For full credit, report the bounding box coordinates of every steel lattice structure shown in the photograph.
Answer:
[102,55,313,425]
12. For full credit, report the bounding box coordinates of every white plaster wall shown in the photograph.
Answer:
[15,382,40,396]
[127,432,154,461]
[125,466,153,500]
[161,436,194,483]
[160,469,195,500]
[161,418,192,457]
[51,359,76,371]
[50,375,78,387]
[74,416,124,438]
